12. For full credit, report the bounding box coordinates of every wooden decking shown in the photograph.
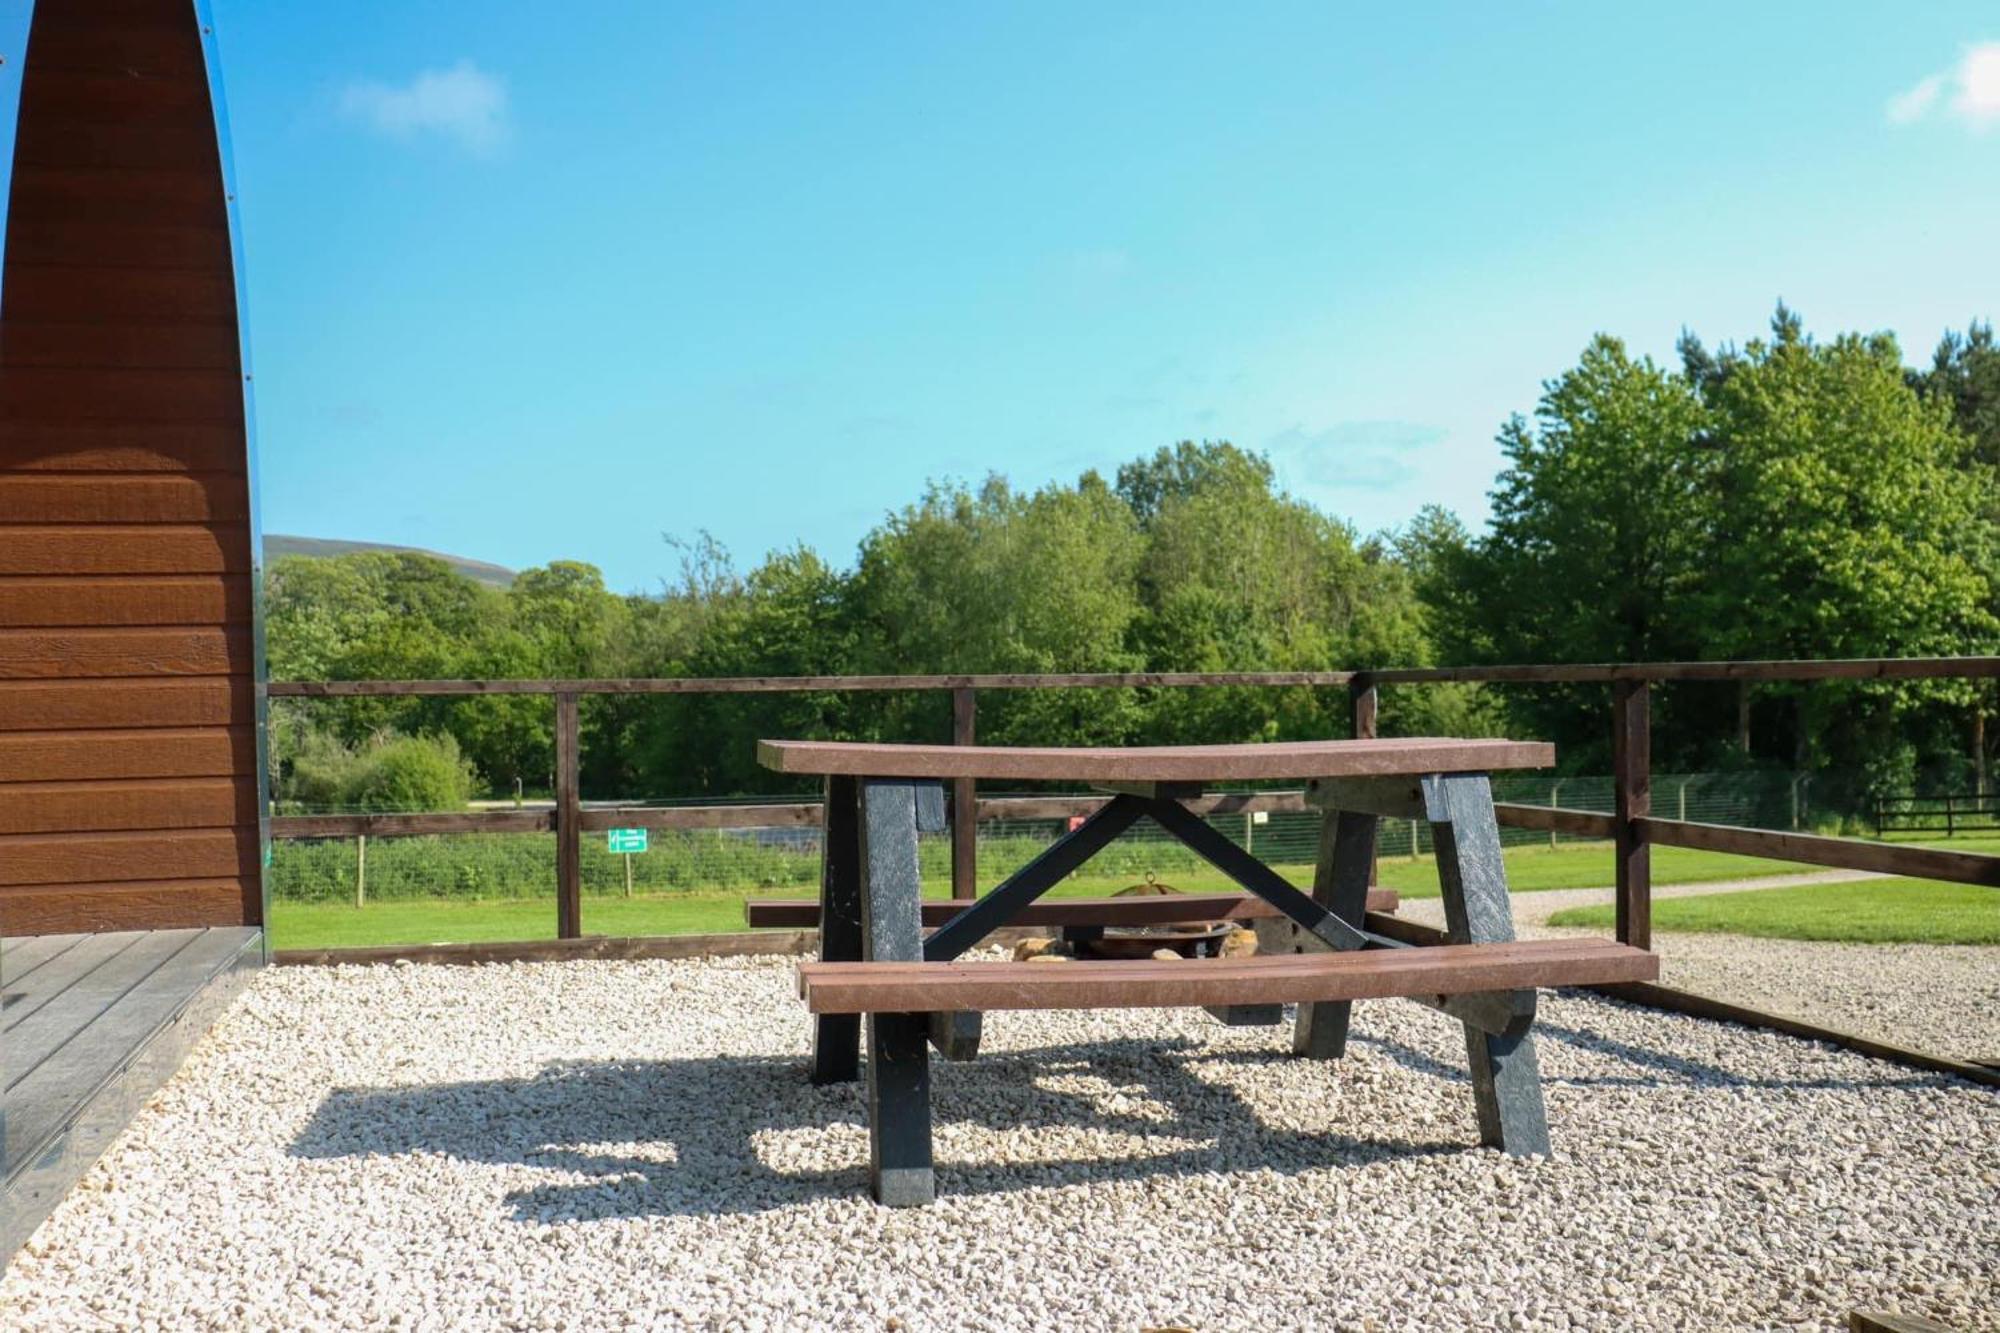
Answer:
[2,927,260,1266]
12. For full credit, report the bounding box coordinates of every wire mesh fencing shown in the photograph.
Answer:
[263,769,1870,950]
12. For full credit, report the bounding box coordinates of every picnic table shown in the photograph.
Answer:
[757,737,1658,1206]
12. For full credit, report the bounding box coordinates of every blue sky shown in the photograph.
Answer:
[23,3,2000,592]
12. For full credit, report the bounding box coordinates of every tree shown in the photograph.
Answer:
[1692,316,1997,786]
[509,561,631,680]
[1914,321,2000,469]
[1114,440,1274,527]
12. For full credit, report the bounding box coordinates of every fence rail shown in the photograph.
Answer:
[266,656,2000,950]
[1873,792,2000,836]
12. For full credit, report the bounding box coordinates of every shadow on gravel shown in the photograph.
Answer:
[1348,1019,1936,1095]
[288,1037,1462,1221]
[1529,1018,1946,1092]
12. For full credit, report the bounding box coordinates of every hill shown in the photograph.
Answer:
[264,535,517,587]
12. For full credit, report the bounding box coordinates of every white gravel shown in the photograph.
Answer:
[3,956,1995,1332]
[1397,878,2000,1064]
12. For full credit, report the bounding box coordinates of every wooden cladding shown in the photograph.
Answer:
[0,0,262,934]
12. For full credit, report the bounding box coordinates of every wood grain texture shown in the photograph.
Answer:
[0,220,232,274]
[1491,802,1619,837]
[270,810,553,838]
[554,692,581,938]
[269,671,1357,697]
[0,476,249,523]
[745,889,1400,928]
[1638,816,2000,887]
[0,627,251,678]
[0,678,249,731]
[0,0,260,933]
[0,364,244,420]
[0,778,252,835]
[0,828,257,888]
[5,168,228,231]
[759,737,1556,783]
[13,21,208,78]
[797,938,1658,1013]
[0,575,252,627]
[274,931,823,968]
[0,879,257,934]
[0,423,248,472]
[0,526,251,575]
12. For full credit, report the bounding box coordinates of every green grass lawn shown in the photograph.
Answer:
[1546,879,2000,945]
[267,838,1832,951]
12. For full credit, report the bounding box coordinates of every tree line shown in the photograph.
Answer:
[266,307,2000,812]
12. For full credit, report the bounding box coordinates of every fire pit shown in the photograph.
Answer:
[1075,920,1234,960]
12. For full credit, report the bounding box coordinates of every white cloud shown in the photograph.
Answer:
[1886,73,1943,125]
[1268,420,1446,494]
[339,60,510,157]
[1952,42,2000,125]
[1886,41,2000,129]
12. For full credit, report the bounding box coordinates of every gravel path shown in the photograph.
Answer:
[3,957,1994,1332]
[1397,875,2000,1064]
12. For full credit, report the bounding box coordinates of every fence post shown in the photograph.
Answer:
[1351,675,1378,886]
[354,833,367,909]
[555,691,582,938]
[951,686,977,901]
[1612,680,1651,951]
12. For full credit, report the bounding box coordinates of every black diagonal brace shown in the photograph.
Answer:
[1143,797,1385,952]
[922,794,1148,961]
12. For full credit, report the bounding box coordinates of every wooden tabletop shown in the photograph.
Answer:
[756,737,1554,782]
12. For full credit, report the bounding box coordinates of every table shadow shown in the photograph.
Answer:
[289,1036,1463,1221]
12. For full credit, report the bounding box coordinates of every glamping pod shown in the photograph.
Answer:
[0,0,266,935]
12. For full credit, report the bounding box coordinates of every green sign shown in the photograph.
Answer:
[607,828,649,854]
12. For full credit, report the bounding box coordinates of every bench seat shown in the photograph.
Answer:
[746,889,1398,929]
[797,937,1658,1014]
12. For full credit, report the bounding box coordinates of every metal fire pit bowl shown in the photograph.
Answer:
[1076,920,1233,960]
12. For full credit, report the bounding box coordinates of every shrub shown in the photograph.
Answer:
[344,732,477,812]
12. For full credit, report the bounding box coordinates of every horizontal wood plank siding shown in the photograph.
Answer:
[0,880,258,934]
[0,778,253,835]
[0,828,258,887]
[0,525,252,575]
[0,0,261,933]
[0,628,252,677]
[0,575,253,626]
[0,678,250,731]
[0,727,254,781]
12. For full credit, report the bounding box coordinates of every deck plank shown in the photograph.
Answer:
[0,931,140,1033]
[2,926,260,1268]
[1,932,85,988]
[2,929,201,1092]
[758,737,1556,782]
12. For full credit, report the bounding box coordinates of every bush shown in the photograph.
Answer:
[344,732,477,812]
[273,727,476,814]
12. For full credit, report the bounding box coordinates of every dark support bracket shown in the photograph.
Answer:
[1142,798,1378,952]
[1613,680,1653,951]
[927,1010,983,1060]
[1423,772,1550,1155]
[922,795,1147,961]
[554,692,582,938]
[810,775,863,1085]
[1294,808,1379,1058]
[858,779,935,1206]
[949,687,977,900]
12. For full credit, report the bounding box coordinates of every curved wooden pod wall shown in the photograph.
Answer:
[0,0,267,934]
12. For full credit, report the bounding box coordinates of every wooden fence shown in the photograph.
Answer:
[266,657,2000,953]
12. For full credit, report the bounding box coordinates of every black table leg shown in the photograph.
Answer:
[810,775,862,1085]
[859,778,935,1205]
[1424,772,1551,1155]
[1294,808,1379,1058]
